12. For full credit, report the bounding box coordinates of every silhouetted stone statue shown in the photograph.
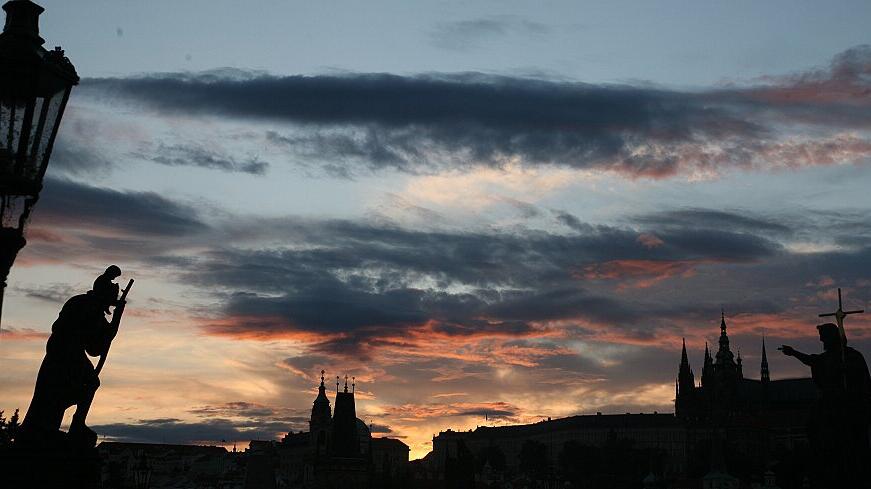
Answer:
[780,323,871,487]
[17,265,127,449]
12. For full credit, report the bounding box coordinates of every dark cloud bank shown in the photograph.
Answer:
[36,177,207,237]
[24,175,871,360]
[93,402,309,445]
[29,45,871,358]
[78,45,871,177]
[33,182,846,357]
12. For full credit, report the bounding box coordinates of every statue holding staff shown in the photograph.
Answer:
[17,265,132,449]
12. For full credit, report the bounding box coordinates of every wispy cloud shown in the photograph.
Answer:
[429,16,551,51]
[132,143,269,175]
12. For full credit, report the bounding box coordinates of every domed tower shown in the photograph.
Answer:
[310,370,332,457]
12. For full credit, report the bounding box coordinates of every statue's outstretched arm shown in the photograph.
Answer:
[780,345,815,367]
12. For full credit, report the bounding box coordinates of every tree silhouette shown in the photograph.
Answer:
[0,409,20,449]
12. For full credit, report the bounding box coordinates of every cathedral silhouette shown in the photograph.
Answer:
[675,312,816,423]
[246,372,409,488]
[429,313,821,487]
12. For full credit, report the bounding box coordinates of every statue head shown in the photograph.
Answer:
[816,322,841,351]
[90,265,121,311]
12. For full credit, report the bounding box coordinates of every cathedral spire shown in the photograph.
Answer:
[761,337,770,383]
[677,337,695,401]
[701,341,714,388]
[716,310,735,366]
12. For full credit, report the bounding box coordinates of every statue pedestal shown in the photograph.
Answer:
[0,440,102,488]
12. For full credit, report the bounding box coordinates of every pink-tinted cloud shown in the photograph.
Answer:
[0,327,49,341]
[580,259,708,289]
[749,45,871,106]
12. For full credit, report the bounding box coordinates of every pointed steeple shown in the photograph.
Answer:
[716,310,735,366]
[761,337,770,383]
[736,349,743,379]
[343,375,349,393]
[702,342,713,387]
[678,338,695,393]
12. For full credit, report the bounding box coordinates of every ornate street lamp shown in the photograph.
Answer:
[133,451,152,489]
[0,0,78,324]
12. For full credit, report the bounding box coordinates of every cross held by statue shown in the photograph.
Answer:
[819,287,864,346]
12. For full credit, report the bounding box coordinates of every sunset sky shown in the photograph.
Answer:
[2,0,871,459]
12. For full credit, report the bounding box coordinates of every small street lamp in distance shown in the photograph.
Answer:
[134,450,152,489]
[0,0,78,328]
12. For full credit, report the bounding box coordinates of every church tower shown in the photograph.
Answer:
[310,370,332,457]
[715,310,736,369]
[710,311,740,416]
[331,375,360,457]
[676,338,697,417]
[701,342,713,387]
[678,338,695,390]
[761,338,770,383]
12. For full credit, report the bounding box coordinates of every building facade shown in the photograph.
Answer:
[250,373,409,489]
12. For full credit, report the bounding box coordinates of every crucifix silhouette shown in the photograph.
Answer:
[819,287,864,388]
[818,287,864,347]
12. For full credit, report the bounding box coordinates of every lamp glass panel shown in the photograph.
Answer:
[33,87,64,176]
[0,194,28,230]
[0,101,11,173]
[8,100,25,162]
[24,94,44,166]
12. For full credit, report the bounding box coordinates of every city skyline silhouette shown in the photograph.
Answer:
[1,1,871,487]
